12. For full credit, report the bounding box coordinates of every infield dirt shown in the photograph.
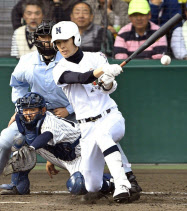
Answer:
[0,168,186,211]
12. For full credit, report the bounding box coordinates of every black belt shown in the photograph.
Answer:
[77,109,111,123]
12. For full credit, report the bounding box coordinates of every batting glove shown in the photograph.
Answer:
[98,73,115,90]
[102,64,123,77]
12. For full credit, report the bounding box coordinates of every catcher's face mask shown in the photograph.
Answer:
[23,107,42,122]
[16,92,46,127]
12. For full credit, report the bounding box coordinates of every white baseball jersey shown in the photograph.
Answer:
[53,52,118,120]
[52,50,131,192]
[37,111,82,175]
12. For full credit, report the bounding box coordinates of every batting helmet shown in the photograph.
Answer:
[32,20,57,57]
[51,21,81,47]
[16,92,46,126]
[66,171,87,195]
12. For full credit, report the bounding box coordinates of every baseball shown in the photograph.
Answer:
[161,55,171,65]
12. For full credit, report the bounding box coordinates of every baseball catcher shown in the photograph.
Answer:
[0,92,114,195]
[0,19,75,183]
[0,92,141,201]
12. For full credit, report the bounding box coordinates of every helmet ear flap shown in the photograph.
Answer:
[74,34,81,47]
[53,42,59,51]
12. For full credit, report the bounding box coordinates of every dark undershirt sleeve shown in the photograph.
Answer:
[58,70,97,84]
[30,131,53,150]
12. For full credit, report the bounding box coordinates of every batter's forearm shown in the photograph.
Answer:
[93,67,104,78]
[59,71,97,84]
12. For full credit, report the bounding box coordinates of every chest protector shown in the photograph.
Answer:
[15,114,45,145]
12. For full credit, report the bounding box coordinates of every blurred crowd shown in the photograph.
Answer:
[8,0,187,60]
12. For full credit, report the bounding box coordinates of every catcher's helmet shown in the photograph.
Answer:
[51,21,81,47]
[32,20,57,57]
[16,92,46,126]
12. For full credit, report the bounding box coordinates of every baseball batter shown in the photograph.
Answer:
[51,21,136,203]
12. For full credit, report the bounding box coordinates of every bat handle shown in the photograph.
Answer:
[120,55,133,67]
[120,61,127,67]
[98,60,128,86]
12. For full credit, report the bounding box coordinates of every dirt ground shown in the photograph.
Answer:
[0,168,186,211]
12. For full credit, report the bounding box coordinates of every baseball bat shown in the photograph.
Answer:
[120,13,183,67]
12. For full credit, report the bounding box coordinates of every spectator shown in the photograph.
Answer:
[53,0,83,23]
[11,0,25,31]
[11,0,44,58]
[85,0,130,36]
[70,2,114,56]
[149,0,182,55]
[181,1,187,20]
[11,0,82,31]
[114,0,167,60]
[150,0,182,28]
[11,0,50,31]
[171,3,187,60]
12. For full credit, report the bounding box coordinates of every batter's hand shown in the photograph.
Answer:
[53,107,69,118]
[8,112,17,127]
[46,161,59,179]
[98,73,114,90]
[102,64,123,77]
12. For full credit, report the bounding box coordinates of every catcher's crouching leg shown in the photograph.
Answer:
[100,173,114,194]
[0,171,30,195]
[67,171,114,203]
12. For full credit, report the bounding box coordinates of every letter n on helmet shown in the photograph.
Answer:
[56,27,61,34]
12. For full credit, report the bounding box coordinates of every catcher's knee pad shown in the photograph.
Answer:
[66,171,87,195]
[12,133,26,151]
[11,171,30,195]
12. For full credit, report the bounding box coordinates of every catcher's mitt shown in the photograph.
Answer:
[3,146,37,176]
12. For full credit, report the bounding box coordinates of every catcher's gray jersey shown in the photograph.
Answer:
[37,111,82,175]
[41,111,80,147]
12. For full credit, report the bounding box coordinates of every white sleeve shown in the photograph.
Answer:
[95,52,109,67]
[100,80,117,94]
[41,115,63,145]
[171,27,187,60]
